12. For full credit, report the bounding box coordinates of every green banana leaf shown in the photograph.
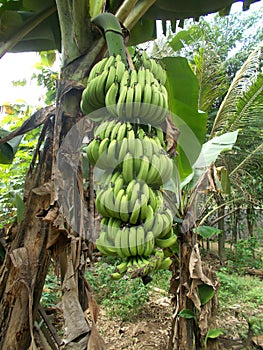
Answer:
[0,0,260,54]
[0,129,23,164]
[181,130,239,189]
[162,56,207,182]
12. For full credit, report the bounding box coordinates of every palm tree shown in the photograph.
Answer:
[210,43,263,241]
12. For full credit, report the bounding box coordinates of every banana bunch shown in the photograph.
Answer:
[105,66,168,123]
[86,124,172,186]
[96,178,164,223]
[96,208,176,258]
[81,54,126,118]
[111,248,173,280]
[93,120,166,149]
[121,150,173,186]
[80,51,168,126]
[82,52,177,281]
[133,50,167,85]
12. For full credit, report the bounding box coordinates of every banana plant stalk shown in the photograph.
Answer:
[92,13,128,68]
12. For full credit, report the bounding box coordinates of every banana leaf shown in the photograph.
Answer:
[0,0,260,54]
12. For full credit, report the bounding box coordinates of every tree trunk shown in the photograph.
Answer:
[0,0,106,346]
[246,205,254,237]
[168,227,219,350]
[232,207,238,244]
[0,119,54,349]
[216,196,225,258]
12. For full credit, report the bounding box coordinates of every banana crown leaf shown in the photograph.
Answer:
[0,128,23,164]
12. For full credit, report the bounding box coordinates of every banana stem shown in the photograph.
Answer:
[115,0,139,23]
[91,13,128,67]
[123,0,157,30]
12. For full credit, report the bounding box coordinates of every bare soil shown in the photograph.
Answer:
[94,251,263,350]
[95,284,263,350]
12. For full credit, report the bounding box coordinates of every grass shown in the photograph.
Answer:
[217,270,263,336]
[85,256,172,321]
[41,252,263,340]
[86,258,150,321]
[41,268,61,308]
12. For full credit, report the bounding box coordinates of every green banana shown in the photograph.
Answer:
[143,204,155,233]
[116,122,127,142]
[137,66,146,90]
[94,69,108,107]
[141,182,150,202]
[122,152,134,183]
[133,138,143,172]
[111,272,123,280]
[96,189,110,217]
[96,231,116,256]
[133,82,142,118]
[129,181,140,209]
[151,212,164,238]
[129,69,138,86]
[139,193,148,221]
[125,178,136,196]
[114,229,126,258]
[113,174,124,197]
[136,225,146,256]
[136,155,150,181]
[157,257,172,270]
[120,70,130,89]
[143,231,155,257]
[104,187,116,217]
[155,127,165,147]
[115,260,128,274]
[159,211,173,238]
[119,193,130,222]
[148,187,157,211]
[129,198,141,225]
[118,137,128,163]
[103,55,116,71]
[106,139,118,168]
[105,82,119,117]
[87,57,108,82]
[128,226,138,256]
[105,64,116,92]
[96,138,110,169]
[116,85,127,119]
[115,60,126,83]
[121,227,131,257]
[86,139,97,165]
[141,135,153,158]
[110,121,122,141]
[155,233,177,248]
[125,86,135,120]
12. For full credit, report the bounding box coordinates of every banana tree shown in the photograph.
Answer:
[0,0,260,349]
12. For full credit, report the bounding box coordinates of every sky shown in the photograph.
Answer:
[0,1,262,108]
[0,52,47,106]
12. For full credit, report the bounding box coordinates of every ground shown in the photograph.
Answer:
[94,248,263,350]
[96,283,263,350]
[97,287,171,350]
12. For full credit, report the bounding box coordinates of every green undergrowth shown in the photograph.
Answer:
[222,236,263,273]
[217,271,263,336]
[85,256,172,321]
[41,267,61,308]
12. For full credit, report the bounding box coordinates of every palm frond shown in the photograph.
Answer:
[232,73,263,131]
[230,142,263,176]
[210,42,263,137]
[194,46,229,113]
